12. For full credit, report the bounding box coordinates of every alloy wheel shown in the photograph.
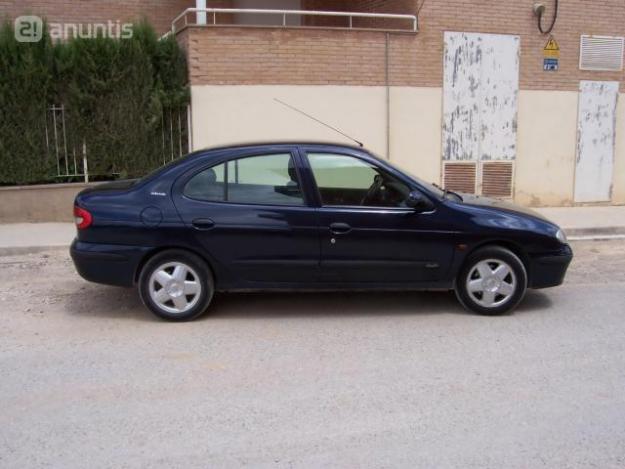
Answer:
[148,261,202,314]
[465,259,517,308]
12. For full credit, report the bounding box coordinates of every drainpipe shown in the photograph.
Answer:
[196,0,207,25]
[187,105,194,152]
[385,32,390,160]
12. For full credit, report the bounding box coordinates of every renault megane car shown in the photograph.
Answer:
[70,142,572,321]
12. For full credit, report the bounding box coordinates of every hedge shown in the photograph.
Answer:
[0,21,189,185]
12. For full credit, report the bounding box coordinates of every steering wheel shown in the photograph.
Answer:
[360,174,385,206]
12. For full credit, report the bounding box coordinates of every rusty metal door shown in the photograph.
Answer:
[574,81,619,203]
[442,32,520,196]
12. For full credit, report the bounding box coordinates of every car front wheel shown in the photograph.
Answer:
[138,249,214,321]
[455,246,527,315]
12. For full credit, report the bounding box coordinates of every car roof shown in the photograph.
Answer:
[142,140,374,185]
[194,140,366,153]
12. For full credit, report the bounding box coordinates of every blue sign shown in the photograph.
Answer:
[544,58,559,71]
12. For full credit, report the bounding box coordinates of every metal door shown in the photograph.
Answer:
[574,81,619,202]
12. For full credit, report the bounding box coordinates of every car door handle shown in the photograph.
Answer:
[329,222,352,235]
[192,218,215,230]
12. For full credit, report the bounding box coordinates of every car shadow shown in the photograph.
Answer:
[208,290,461,320]
[515,289,554,312]
[64,283,554,322]
[64,283,149,321]
[207,289,554,320]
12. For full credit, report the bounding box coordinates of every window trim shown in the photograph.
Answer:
[303,150,415,211]
[181,150,309,208]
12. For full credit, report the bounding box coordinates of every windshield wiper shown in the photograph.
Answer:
[446,189,463,202]
[432,182,463,202]
[431,182,450,199]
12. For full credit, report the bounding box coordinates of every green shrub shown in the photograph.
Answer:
[0,21,189,185]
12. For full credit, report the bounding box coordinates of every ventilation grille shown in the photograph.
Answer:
[580,35,624,71]
[482,162,513,198]
[443,162,477,194]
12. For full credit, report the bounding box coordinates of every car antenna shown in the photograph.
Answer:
[273,98,364,147]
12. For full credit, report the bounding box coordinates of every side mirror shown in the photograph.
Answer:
[406,190,434,212]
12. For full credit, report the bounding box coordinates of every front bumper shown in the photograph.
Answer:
[70,239,152,287]
[528,244,573,289]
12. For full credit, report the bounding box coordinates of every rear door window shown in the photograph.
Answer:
[184,162,226,202]
[184,153,305,206]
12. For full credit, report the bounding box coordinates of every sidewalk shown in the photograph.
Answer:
[0,206,623,254]
[0,223,75,255]
[535,206,625,237]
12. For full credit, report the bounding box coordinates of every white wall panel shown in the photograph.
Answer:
[443,32,520,162]
[574,81,619,202]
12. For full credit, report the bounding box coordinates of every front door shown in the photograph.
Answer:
[174,150,319,284]
[303,150,454,285]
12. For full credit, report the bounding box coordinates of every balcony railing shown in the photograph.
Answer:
[171,8,418,34]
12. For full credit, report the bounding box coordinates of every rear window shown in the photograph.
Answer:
[184,162,227,202]
[184,153,305,206]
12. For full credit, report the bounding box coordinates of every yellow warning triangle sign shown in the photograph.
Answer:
[544,37,559,51]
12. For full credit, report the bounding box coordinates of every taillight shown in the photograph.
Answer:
[74,206,92,230]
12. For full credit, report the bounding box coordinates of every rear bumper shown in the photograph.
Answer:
[70,239,152,287]
[528,244,573,289]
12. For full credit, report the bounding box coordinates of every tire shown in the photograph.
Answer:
[138,249,214,321]
[455,246,527,316]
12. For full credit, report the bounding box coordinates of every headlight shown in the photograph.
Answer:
[555,228,567,244]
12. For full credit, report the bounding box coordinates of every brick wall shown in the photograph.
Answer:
[182,0,625,90]
[2,0,624,90]
[0,0,195,35]
[182,0,418,86]
[301,0,416,29]
[186,27,389,85]
[416,0,625,90]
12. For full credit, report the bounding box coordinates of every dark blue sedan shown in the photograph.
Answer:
[70,142,572,321]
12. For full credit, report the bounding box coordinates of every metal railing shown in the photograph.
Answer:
[45,105,190,183]
[45,105,88,182]
[161,106,191,165]
[171,8,418,34]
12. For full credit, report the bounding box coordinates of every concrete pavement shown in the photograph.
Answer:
[0,205,623,254]
[1,240,624,468]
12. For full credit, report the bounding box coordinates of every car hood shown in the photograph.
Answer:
[458,193,551,223]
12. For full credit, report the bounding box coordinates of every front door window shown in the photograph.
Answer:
[307,153,411,208]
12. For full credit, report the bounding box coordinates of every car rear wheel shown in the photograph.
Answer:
[138,250,214,321]
[455,246,527,315]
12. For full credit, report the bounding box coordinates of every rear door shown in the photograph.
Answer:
[301,148,455,284]
[173,148,319,285]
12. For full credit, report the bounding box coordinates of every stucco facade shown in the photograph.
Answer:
[175,0,625,206]
[3,0,625,206]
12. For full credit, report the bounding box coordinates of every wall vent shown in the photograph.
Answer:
[579,35,624,71]
[443,162,477,194]
[482,162,514,198]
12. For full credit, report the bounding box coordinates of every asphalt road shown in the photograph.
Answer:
[1,240,625,468]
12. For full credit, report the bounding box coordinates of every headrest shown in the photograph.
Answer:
[203,167,217,184]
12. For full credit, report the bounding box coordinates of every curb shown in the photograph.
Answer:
[566,226,625,237]
[0,245,68,257]
[566,226,625,241]
[568,234,625,241]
